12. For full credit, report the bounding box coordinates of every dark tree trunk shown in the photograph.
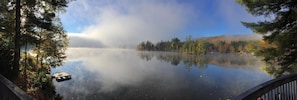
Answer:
[13,0,21,74]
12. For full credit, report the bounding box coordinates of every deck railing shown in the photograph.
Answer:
[0,74,33,100]
[234,73,297,100]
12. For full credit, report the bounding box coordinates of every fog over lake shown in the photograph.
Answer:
[51,48,272,100]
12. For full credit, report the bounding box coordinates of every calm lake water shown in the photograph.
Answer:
[51,48,273,100]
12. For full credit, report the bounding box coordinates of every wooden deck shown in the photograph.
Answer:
[234,73,297,100]
[0,74,33,100]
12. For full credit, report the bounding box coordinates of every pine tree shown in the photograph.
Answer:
[237,0,297,76]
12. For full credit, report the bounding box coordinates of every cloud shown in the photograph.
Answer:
[61,0,266,48]
[68,33,105,48]
[62,0,194,48]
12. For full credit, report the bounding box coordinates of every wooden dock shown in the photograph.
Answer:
[52,72,71,82]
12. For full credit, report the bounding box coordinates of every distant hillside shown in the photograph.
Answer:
[199,34,262,42]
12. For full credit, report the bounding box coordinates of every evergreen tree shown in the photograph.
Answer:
[237,0,297,76]
[170,37,180,51]
[1,0,70,98]
[0,0,16,76]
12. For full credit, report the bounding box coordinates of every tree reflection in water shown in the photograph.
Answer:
[137,51,297,78]
[137,51,263,71]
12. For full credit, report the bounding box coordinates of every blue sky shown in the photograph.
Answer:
[60,0,262,47]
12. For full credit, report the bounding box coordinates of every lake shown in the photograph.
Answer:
[51,48,272,100]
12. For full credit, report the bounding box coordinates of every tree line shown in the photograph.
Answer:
[137,37,260,55]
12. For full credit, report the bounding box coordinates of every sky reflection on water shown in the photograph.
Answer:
[51,48,272,100]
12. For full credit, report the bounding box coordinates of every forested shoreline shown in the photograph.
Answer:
[137,36,260,55]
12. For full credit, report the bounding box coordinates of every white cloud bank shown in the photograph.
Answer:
[63,0,264,48]
[65,0,194,48]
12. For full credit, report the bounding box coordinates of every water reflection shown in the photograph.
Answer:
[137,51,263,70]
[52,48,272,100]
